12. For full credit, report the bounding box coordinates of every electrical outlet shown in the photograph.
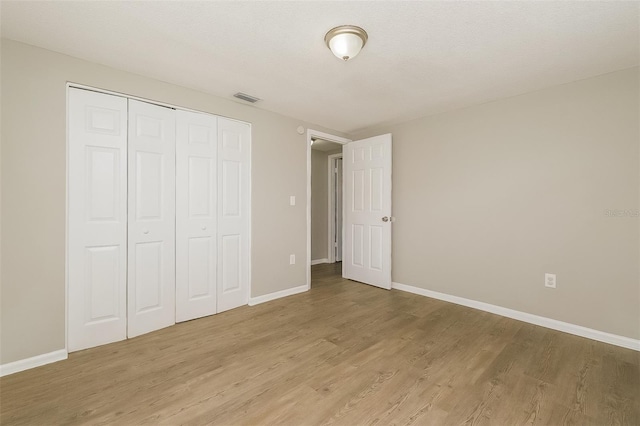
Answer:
[290,254,295,265]
[289,195,296,206]
[545,273,556,288]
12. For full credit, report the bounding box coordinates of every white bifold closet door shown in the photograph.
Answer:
[69,88,251,351]
[175,110,218,322]
[217,118,251,312]
[68,88,128,352]
[127,100,176,338]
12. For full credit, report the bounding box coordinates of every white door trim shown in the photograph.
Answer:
[306,129,351,290]
[327,153,343,264]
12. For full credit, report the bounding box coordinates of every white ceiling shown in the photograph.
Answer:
[312,139,343,152]
[1,1,638,134]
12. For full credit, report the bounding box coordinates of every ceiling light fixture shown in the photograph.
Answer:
[324,25,368,61]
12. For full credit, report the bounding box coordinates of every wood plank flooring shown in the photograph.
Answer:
[1,262,639,425]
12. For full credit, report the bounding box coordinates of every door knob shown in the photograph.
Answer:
[382,216,389,222]
[201,225,207,230]
[143,229,149,234]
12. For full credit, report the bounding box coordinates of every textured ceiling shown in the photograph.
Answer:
[1,1,638,134]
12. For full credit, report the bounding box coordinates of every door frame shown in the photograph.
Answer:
[306,129,351,290]
[327,153,343,264]
[66,82,253,351]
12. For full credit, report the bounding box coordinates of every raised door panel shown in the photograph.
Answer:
[86,147,121,222]
[369,225,384,271]
[85,246,121,323]
[134,241,163,313]
[221,234,241,293]
[221,160,241,217]
[352,169,365,212]
[135,151,164,220]
[217,118,250,313]
[127,99,176,338]
[351,224,364,268]
[176,110,218,322]
[188,157,214,217]
[68,88,127,352]
[187,236,214,299]
[370,167,383,212]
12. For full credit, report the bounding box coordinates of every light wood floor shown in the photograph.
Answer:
[1,263,639,425]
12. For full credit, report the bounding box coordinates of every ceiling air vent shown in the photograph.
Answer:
[233,92,261,103]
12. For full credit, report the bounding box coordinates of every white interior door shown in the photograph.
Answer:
[217,118,250,312]
[127,99,176,337]
[176,110,218,322]
[343,134,392,289]
[68,88,128,351]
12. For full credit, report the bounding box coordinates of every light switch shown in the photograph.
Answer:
[290,195,296,206]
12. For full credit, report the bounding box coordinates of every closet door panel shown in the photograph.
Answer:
[176,110,218,322]
[127,100,176,338]
[217,118,250,313]
[68,88,127,352]
[134,241,163,312]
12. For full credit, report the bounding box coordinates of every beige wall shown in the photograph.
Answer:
[2,39,638,366]
[0,40,346,364]
[311,149,330,261]
[353,67,640,340]
[311,149,341,261]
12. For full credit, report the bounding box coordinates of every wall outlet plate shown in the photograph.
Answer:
[545,273,556,288]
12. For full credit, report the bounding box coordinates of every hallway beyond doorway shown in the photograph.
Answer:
[310,262,342,289]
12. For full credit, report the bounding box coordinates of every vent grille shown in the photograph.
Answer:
[233,92,261,103]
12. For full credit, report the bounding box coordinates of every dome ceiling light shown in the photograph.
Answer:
[324,25,368,61]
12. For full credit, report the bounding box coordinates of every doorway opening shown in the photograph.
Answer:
[327,154,343,264]
[306,130,350,289]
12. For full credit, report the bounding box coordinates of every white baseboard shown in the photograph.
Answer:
[248,284,308,306]
[0,349,68,377]
[392,282,640,352]
[311,258,329,266]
